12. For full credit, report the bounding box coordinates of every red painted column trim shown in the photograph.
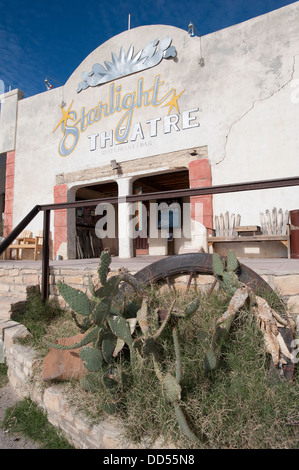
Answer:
[4,151,15,236]
[53,184,67,256]
[189,159,213,229]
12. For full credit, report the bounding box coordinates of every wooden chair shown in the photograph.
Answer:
[3,230,43,261]
[207,208,291,258]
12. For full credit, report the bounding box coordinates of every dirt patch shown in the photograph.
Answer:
[0,383,39,449]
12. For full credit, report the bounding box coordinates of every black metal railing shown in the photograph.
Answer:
[0,175,298,301]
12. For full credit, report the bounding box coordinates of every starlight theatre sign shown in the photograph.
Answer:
[53,37,200,157]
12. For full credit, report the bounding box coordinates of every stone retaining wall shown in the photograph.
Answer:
[1,263,298,449]
[0,263,298,313]
[2,321,136,449]
[261,273,299,314]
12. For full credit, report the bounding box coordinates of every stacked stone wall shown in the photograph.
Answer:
[0,264,298,313]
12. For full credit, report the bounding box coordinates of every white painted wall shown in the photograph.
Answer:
[0,2,298,247]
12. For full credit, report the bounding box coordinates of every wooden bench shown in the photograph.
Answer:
[207,224,291,259]
[3,230,43,261]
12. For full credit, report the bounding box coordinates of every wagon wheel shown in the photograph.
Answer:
[133,253,295,381]
[134,253,271,294]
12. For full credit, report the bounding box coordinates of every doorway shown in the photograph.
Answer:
[133,170,190,256]
[75,181,118,258]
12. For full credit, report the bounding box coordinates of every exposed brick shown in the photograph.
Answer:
[189,158,213,229]
[5,163,15,177]
[64,275,84,285]
[54,184,67,201]
[4,198,13,214]
[54,185,68,256]
[189,158,211,182]
[5,186,14,201]
[54,209,67,227]
[5,176,14,189]
[8,269,20,277]
[22,275,40,285]
[4,151,15,235]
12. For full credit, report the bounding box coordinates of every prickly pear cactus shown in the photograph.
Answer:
[48,248,208,439]
[227,249,239,273]
[212,250,241,294]
[203,348,217,372]
[49,249,140,398]
[184,298,200,316]
[79,346,103,372]
[57,281,95,316]
[153,328,199,443]
[98,249,111,286]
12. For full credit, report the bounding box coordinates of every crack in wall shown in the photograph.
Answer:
[213,55,297,166]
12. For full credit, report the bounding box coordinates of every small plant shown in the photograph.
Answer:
[0,363,8,388]
[48,249,201,438]
[45,249,297,447]
[212,250,240,294]
[12,291,65,350]
[1,397,74,449]
[153,327,202,443]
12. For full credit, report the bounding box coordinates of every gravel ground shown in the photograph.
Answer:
[0,382,40,449]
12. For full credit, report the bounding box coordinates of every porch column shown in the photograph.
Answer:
[53,184,67,259]
[189,159,213,229]
[117,177,134,258]
[4,151,15,236]
[188,159,213,252]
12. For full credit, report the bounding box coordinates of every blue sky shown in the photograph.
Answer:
[0,0,298,99]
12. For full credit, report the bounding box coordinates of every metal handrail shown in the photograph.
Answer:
[0,175,298,301]
[0,205,41,253]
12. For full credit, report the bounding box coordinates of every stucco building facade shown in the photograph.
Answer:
[0,3,298,260]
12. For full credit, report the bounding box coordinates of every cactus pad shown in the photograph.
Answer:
[80,373,101,392]
[79,346,103,372]
[58,281,94,316]
[197,329,208,342]
[212,253,225,277]
[102,331,117,364]
[184,298,200,316]
[164,373,182,402]
[95,275,122,299]
[49,326,100,350]
[91,298,112,325]
[204,348,217,371]
[108,315,133,348]
[98,249,112,286]
[222,271,239,293]
[227,250,239,272]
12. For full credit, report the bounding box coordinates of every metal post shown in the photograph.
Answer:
[41,210,50,301]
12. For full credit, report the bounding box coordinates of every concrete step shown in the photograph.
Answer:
[0,296,27,320]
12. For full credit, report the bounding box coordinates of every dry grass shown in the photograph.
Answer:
[14,286,299,449]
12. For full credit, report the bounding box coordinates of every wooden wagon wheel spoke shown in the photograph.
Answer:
[165,276,172,291]
[186,271,194,290]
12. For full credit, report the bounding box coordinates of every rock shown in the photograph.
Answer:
[42,333,87,381]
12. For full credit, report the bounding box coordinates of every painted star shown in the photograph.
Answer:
[52,100,75,133]
[162,89,185,115]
